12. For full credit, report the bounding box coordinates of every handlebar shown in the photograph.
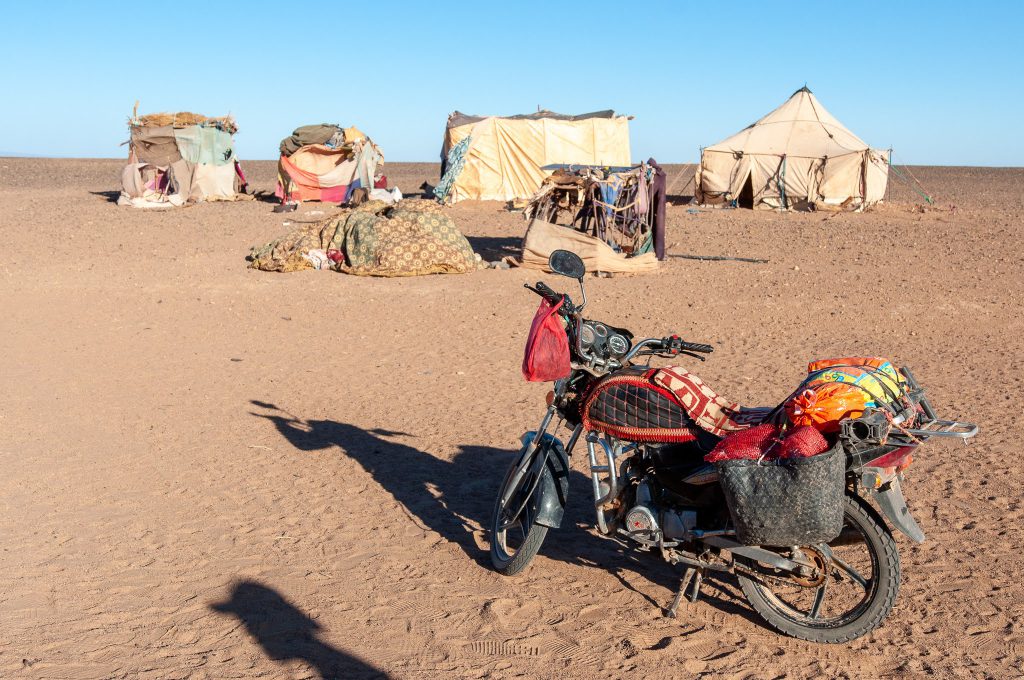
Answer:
[662,335,714,355]
[525,282,713,367]
[619,336,714,364]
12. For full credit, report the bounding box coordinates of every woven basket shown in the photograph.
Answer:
[716,442,845,546]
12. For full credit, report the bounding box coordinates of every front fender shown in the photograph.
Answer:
[870,477,926,543]
[520,432,570,529]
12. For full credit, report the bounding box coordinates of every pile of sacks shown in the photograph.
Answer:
[706,356,907,463]
[248,199,484,277]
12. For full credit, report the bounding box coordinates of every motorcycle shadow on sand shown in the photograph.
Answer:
[250,400,764,628]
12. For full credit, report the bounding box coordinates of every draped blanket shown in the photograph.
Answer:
[248,200,482,277]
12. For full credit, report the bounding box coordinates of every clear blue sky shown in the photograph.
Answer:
[1,0,1021,165]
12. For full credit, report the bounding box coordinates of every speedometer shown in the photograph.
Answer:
[608,334,630,356]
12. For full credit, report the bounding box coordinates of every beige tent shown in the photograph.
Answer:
[695,88,889,210]
[434,110,631,204]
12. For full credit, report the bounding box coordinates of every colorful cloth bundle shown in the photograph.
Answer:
[248,200,482,277]
[805,357,904,405]
[786,357,906,432]
[652,367,772,437]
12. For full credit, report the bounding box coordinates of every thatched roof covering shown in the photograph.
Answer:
[130,111,238,134]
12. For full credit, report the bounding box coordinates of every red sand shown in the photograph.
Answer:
[1,158,1022,678]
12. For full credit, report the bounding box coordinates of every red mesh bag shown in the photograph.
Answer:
[705,423,781,463]
[706,424,830,463]
[779,425,829,459]
[522,298,571,382]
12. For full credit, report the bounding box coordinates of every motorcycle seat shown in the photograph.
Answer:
[651,366,774,437]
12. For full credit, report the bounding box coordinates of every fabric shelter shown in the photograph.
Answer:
[119,108,248,208]
[435,110,632,204]
[695,88,889,210]
[275,124,384,204]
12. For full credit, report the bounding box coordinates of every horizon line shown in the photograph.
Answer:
[1,154,1022,170]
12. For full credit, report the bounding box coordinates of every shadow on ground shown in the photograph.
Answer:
[89,190,121,203]
[249,400,766,629]
[464,235,522,261]
[666,193,696,206]
[212,580,389,679]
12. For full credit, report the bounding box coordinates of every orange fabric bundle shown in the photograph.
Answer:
[786,382,869,433]
[808,356,893,373]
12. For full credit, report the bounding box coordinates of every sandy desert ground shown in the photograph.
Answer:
[1,158,1022,679]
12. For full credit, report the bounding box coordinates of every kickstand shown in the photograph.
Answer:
[689,569,704,604]
[666,567,701,619]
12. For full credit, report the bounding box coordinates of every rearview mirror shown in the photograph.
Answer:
[549,249,585,280]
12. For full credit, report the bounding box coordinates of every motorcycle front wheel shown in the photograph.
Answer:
[489,449,550,575]
[736,494,901,643]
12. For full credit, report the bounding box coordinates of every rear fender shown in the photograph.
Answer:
[869,477,925,543]
[520,432,570,529]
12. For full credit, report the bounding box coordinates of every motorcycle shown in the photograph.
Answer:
[489,249,978,643]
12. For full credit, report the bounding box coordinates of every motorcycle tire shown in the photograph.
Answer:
[489,453,550,576]
[736,493,901,643]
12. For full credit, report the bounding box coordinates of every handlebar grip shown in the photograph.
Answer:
[532,281,575,313]
[534,281,555,295]
[533,281,560,301]
[660,336,714,354]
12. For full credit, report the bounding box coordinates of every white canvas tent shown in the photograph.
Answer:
[695,87,889,210]
[434,110,632,204]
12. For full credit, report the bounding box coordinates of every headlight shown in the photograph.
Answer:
[580,323,596,347]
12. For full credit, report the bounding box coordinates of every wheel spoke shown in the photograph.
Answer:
[831,554,869,590]
[809,581,827,619]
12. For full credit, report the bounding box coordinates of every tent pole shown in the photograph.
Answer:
[886,148,893,202]
[777,154,787,210]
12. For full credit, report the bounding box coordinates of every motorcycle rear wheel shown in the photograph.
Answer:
[489,452,549,575]
[736,494,900,643]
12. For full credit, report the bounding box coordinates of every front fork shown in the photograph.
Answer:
[585,432,633,534]
[512,388,634,536]
[503,406,582,531]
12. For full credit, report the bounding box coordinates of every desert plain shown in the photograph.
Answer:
[1,159,1022,679]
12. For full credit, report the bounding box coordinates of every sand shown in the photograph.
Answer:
[1,158,1022,679]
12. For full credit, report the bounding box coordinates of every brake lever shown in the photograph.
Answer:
[524,283,543,296]
[643,348,706,362]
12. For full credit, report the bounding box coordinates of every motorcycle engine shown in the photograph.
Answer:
[622,480,699,543]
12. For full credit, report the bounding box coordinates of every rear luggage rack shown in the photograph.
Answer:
[903,418,978,440]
